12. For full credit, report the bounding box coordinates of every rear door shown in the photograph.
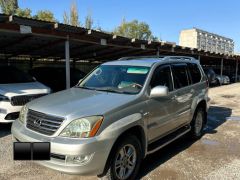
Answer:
[171,63,193,126]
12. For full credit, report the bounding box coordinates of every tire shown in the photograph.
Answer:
[101,135,143,180]
[216,79,221,86]
[189,107,205,139]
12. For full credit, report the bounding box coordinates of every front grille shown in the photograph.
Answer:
[26,109,64,136]
[11,94,47,106]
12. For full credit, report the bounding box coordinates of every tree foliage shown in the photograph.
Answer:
[70,1,80,26]
[114,19,157,41]
[15,8,31,18]
[63,11,69,25]
[34,10,55,22]
[0,0,18,15]
[85,11,93,29]
[63,1,80,26]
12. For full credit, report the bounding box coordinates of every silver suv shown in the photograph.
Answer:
[12,56,209,180]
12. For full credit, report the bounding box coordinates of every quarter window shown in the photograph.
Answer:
[171,64,189,89]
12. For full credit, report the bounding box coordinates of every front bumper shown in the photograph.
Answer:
[0,101,21,123]
[11,120,115,175]
[222,79,230,84]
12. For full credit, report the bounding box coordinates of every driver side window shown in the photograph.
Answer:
[150,65,173,91]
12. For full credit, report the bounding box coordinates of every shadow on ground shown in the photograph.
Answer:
[137,106,232,179]
[0,123,12,138]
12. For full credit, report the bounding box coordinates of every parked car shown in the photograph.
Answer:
[215,74,230,85]
[0,66,51,123]
[29,67,86,92]
[229,73,240,83]
[202,67,217,85]
[12,56,209,179]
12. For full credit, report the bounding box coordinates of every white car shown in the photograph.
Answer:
[215,74,230,85]
[0,66,51,123]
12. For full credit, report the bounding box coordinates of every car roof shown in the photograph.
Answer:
[103,56,198,67]
[103,58,162,67]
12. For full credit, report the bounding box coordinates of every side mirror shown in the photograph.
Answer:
[150,86,169,98]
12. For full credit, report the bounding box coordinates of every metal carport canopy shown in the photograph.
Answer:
[0,14,239,88]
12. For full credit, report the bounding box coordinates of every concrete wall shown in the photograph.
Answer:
[179,29,198,48]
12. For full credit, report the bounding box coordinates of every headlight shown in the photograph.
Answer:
[60,116,103,138]
[19,105,28,124]
[0,94,9,101]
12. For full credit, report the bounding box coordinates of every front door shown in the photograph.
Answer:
[147,65,177,142]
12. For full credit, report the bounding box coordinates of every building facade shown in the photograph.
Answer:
[179,28,234,54]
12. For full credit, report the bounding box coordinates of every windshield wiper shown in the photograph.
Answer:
[76,86,136,94]
[95,88,122,93]
[75,86,96,90]
[95,88,136,94]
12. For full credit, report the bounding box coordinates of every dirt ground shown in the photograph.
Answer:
[1,83,240,180]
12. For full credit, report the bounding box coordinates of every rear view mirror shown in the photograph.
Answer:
[150,86,169,98]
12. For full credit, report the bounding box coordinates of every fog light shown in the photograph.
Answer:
[65,153,94,166]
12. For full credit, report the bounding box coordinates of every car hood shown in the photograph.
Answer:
[28,88,137,118]
[0,82,50,97]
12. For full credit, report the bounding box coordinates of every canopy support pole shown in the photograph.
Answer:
[220,58,224,85]
[235,60,239,82]
[65,36,70,89]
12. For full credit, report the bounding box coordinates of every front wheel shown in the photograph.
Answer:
[101,135,143,180]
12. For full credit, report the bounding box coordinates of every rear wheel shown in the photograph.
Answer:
[101,135,143,180]
[190,107,205,139]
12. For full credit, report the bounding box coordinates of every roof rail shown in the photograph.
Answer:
[118,55,196,61]
[118,55,165,61]
[162,56,196,61]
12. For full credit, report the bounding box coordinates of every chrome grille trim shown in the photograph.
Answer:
[26,109,65,136]
[11,94,47,106]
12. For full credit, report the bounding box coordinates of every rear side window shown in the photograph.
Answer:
[188,63,202,84]
[171,64,189,89]
[150,65,173,91]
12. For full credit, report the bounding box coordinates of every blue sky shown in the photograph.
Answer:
[19,0,240,52]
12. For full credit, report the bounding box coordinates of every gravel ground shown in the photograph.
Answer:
[1,83,240,180]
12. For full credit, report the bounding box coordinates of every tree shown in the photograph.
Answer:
[0,0,18,15]
[63,1,80,26]
[70,1,80,26]
[85,10,93,29]
[34,10,55,22]
[114,19,156,41]
[63,11,69,25]
[15,8,31,18]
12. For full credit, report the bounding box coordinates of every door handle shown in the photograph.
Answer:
[140,110,149,116]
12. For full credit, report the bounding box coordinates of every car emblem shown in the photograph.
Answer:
[34,119,42,127]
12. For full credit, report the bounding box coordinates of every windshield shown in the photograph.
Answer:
[78,65,150,94]
[0,66,35,84]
